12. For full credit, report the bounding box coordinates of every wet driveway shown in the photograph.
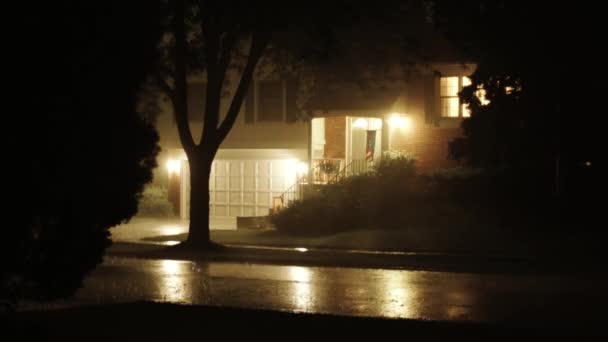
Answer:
[57,256,608,324]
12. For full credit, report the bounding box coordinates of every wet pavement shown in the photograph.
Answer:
[111,217,234,245]
[47,256,607,325]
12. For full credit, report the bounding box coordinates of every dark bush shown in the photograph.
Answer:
[2,2,161,304]
[271,154,567,237]
[271,155,432,235]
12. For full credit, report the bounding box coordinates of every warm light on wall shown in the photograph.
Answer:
[285,159,297,180]
[388,113,411,131]
[353,118,368,129]
[166,160,181,174]
[369,118,382,130]
[297,162,309,175]
[353,117,382,130]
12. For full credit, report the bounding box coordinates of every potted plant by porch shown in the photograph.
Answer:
[318,159,340,183]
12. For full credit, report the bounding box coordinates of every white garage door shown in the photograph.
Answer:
[176,146,309,228]
[210,159,296,218]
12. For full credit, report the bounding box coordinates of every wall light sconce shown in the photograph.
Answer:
[166,160,181,174]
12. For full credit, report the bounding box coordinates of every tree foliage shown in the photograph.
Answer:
[2,1,161,303]
[431,1,572,194]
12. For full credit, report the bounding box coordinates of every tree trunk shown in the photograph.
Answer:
[186,152,213,247]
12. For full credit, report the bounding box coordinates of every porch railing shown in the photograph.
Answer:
[328,159,375,183]
[277,162,324,211]
[276,158,376,212]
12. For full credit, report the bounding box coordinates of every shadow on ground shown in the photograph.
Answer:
[3,302,600,340]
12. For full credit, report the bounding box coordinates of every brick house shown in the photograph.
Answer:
[152,59,476,229]
[309,63,476,177]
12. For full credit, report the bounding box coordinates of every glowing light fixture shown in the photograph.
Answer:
[167,160,181,174]
[297,162,309,175]
[353,118,368,129]
[388,113,411,130]
[295,247,308,252]
[353,117,382,130]
[585,161,592,167]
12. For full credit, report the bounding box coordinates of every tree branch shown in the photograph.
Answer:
[201,32,222,143]
[217,32,269,143]
[201,27,239,143]
[171,0,195,153]
[156,74,175,102]
[199,8,223,142]
[217,27,240,77]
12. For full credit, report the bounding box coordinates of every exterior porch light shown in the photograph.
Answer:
[388,113,411,131]
[353,118,369,129]
[353,117,382,130]
[166,159,181,174]
[297,162,309,176]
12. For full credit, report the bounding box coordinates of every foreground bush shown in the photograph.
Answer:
[2,3,160,305]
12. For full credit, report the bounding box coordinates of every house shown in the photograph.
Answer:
[152,58,476,229]
[308,63,477,175]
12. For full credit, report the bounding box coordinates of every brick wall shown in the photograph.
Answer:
[324,116,346,159]
[389,119,463,172]
[321,115,463,173]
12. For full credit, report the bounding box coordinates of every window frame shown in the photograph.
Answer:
[439,76,471,119]
[252,79,287,123]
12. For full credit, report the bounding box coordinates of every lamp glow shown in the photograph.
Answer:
[167,160,181,174]
[388,114,411,130]
[353,118,368,129]
[297,162,309,175]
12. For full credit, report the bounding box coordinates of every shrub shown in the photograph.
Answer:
[374,152,417,179]
[271,155,430,235]
[2,2,161,305]
[272,155,548,236]
[137,185,174,218]
[271,152,571,237]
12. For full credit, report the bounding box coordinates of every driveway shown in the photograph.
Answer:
[111,217,235,244]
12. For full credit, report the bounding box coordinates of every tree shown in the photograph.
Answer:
[2,1,161,304]
[157,0,444,248]
[156,0,434,248]
[433,1,605,229]
[432,1,567,194]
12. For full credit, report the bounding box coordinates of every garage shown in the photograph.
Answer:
[177,149,307,229]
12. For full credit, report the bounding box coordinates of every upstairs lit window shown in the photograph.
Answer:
[440,76,472,118]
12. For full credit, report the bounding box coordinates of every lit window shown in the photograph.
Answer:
[440,76,473,118]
